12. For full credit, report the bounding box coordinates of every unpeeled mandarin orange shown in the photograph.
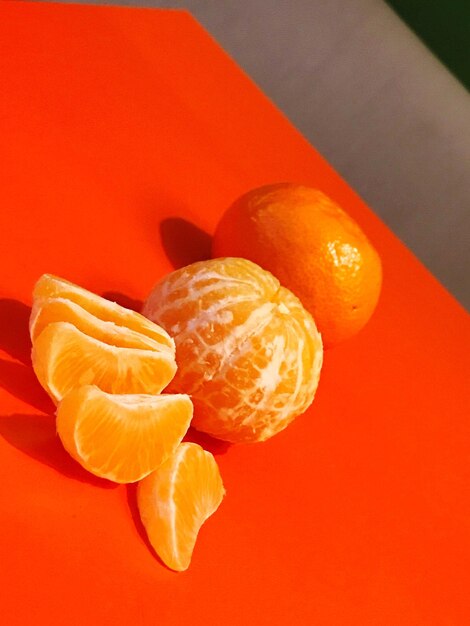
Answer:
[143,257,323,443]
[212,183,383,347]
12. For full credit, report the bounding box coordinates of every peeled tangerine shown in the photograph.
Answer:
[57,386,193,483]
[138,442,225,571]
[143,257,323,443]
[30,275,177,403]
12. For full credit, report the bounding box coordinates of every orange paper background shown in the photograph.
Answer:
[0,2,469,624]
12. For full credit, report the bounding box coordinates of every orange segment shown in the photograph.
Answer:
[56,386,193,483]
[137,442,225,571]
[30,297,172,354]
[32,274,173,350]
[32,321,177,403]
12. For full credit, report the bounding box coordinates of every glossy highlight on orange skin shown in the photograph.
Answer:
[212,183,383,347]
[143,257,323,443]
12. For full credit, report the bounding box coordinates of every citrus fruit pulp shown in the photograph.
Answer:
[30,275,177,403]
[137,442,225,571]
[31,274,173,350]
[56,385,193,483]
[32,321,177,404]
[31,297,168,352]
[143,257,323,443]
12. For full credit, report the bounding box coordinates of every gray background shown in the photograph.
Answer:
[38,0,470,309]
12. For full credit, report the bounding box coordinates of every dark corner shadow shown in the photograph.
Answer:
[160,218,212,269]
[0,358,54,414]
[0,413,117,489]
[101,292,144,313]
[0,298,32,365]
[184,426,231,456]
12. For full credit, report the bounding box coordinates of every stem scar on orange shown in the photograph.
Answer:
[212,183,383,348]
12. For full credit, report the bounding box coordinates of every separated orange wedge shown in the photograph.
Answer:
[30,297,169,352]
[31,274,173,350]
[137,442,225,571]
[30,275,177,403]
[56,386,193,483]
[32,321,177,403]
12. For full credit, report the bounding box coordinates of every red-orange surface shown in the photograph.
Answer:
[0,2,469,624]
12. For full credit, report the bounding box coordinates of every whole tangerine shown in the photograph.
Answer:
[212,183,383,348]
